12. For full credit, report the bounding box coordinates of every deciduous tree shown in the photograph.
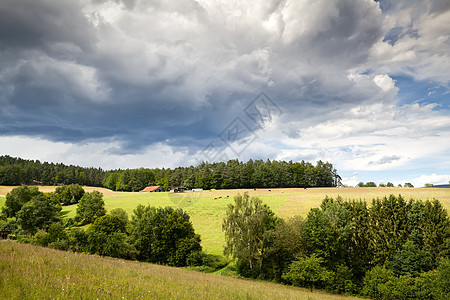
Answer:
[17,194,61,234]
[223,193,281,278]
[75,191,106,224]
[2,186,42,218]
[129,205,201,266]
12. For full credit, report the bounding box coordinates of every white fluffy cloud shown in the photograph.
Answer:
[368,0,450,83]
[411,174,450,188]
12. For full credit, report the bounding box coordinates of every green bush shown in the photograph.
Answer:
[282,254,334,292]
[186,252,229,271]
[0,219,19,234]
[86,231,135,259]
[361,266,395,298]
[67,228,90,252]
[90,214,127,235]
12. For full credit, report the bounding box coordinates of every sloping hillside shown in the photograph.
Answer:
[0,240,360,299]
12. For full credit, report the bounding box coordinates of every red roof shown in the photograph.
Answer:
[140,186,161,192]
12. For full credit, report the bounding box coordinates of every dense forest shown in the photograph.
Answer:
[0,155,341,190]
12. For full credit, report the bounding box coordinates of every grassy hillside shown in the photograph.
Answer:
[0,240,361,300]
[1,186,449,255]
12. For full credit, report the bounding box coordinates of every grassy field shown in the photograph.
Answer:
[1,186,449,255]
[0,240,361,300]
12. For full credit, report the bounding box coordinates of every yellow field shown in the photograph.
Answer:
[273,187,450,218]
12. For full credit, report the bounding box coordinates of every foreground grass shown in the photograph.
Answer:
[0,241,360,300]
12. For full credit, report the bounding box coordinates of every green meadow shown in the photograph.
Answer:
[61,190,290,255]
[56,187,450,255]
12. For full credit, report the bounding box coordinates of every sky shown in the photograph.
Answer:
[0,0,449,187]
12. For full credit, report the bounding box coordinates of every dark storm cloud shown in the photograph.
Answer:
[0,0,94,52]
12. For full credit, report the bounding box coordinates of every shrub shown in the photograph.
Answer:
[283,254,334,292]
[90,214,127,235]
[361,266,396,298]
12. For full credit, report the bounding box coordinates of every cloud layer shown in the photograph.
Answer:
[0,0,449,186]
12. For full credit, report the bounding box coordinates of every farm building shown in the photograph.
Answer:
[140,185,163,192]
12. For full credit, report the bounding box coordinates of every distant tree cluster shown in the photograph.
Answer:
[103,159,341,192]
[0,155,104,186]
[356,181,413,188]
[223,193,450,298]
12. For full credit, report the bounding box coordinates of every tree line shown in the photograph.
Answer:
[223,193,449,298]
[0,155,104,186]
[0,155,341,191]
[103,159,340,191]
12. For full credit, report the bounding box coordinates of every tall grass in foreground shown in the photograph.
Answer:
[0,241,360,300]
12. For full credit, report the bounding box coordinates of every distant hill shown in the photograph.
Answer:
[434,184,450,188]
